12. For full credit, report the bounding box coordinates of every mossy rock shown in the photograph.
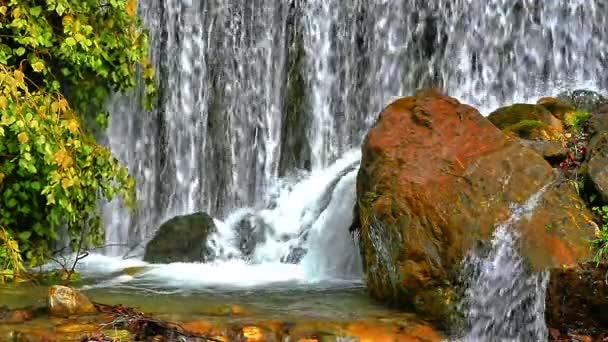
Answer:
[537,97,576,120]
[503,120,560,140]
[143,212,216,263]
[488,104,563,140]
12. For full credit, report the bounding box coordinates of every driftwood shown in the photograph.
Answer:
[86,303,222,342]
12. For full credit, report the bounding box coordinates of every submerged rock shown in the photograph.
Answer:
[48,285,96,317]
[355,91,594,324]
[144,212,216,263]
[0,306,33,324]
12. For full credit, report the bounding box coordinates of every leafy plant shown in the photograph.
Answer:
[0,225,26,283]
[565,111,592,132]
[592,206,608,263]
[0,0,154,276]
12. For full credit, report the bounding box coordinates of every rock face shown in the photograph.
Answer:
[48,286,96,317]
[355,91,594,323]
[586,105,608,202]
[517,139,567,165]
[143,212,216,263]
[546,263,608,335]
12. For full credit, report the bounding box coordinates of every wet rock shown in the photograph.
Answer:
[282,246,307,264]
[234,213,269,258]
[122,266,150,276]
[0,306,33,324]
[48,286,96,317]
[355,91,594,324]
[488,103,564,140]
[585,106,608,202]
[558,89,608,113]
[538,97,576,121]
[144,212,216,263]
[546,263,608,337]
[518,139,567,165]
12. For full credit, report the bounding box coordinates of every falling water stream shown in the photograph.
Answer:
[21,0,606,339]
[460,185,551,341]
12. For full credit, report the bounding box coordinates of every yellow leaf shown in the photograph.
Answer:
[67,120,79,133]
[12,7,21,18]
[58,99,68,113]
[126,0,137,17]
[31,61,45,73]
[54,150,65,165]
[0,173,5,183]
[13,70,24,84]
[0,96,7,110]
[62,155,73,169]
[51,101,59,113]
[17,132,28,144]
[0,6,7,16]
[61,178,74,189]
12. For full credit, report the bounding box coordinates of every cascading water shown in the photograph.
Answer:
[460,185,551,341]
[100,0,606,299]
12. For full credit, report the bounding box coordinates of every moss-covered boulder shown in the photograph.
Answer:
[488,104,563,140]
[143,212,216,263]
[537,97,576,121]
[355,91,594,325]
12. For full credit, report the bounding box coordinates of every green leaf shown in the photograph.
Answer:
[14,47,25,56]
[55,3,65,16]
[64,37,76,47]
[18,231,31,240]
[29,6,42,17]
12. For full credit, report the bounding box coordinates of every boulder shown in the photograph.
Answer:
[585,106,608,202]
[518,139,567,165]
[234,213,269,258]
[144,212,216,263]
[546,263,608,336]
[47,286,96,317]
[537,97,576,121]
[558,89,608,114]
[355,91,594,323]
[488,103,564,140]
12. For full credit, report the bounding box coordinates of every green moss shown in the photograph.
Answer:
[564,111,592,132]
[503,120,554,140]
[488,104,556,130]
[538,98,576,120]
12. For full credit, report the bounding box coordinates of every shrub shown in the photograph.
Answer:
[0,0,154,274]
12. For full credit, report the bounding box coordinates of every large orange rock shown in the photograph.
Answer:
[48,285,97,317]
[355,91,594,323]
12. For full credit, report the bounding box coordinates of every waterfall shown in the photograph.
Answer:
[103,1,606,272]
[460,185,551,340]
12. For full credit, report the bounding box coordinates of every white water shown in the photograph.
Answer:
[94,0,606,319]
[460,185,551,341]
[103,1,607,258]
[78,151,363,288]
